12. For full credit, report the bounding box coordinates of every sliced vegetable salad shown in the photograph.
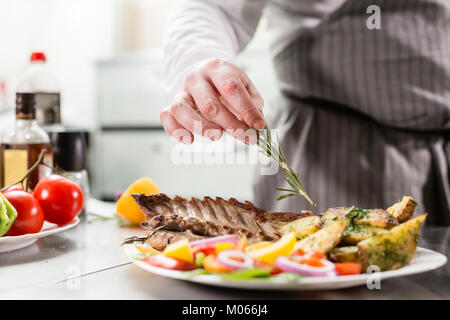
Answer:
[133,232,362,280]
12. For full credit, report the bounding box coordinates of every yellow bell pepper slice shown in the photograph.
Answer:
[134,244,161,255]
[163,239,194,263]
[216,242,234,253]
[245,241,272,253]
[247,232,296,264]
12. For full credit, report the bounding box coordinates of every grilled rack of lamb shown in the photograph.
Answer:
[132,193,312,250]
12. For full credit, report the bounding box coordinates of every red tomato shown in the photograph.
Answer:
[308,251,327,260]
[270,266,284,275]
[33,175,84,225]
[298,257,325,267]
[191,243,217,258]
[202,254,232,273]
[334,263,362,276]
[291,248,305,256]
[253,259,283,275]
[143,255,196,271]
[4,190,44,236]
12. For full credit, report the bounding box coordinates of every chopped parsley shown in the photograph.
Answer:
[343,207,369,236]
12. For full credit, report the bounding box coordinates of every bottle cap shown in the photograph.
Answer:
[30,52,46,62]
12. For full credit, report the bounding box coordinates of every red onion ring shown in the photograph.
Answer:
[275,256,336,277]
[216,250,254,270]
[189,235,239,248]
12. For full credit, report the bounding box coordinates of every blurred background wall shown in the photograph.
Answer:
[0,0,175,128]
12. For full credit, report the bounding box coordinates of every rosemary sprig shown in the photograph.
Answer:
[257,123,316,207]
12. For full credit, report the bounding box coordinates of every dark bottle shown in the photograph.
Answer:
[0,93,53,189]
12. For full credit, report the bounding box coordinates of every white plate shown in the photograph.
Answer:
[0,217,80,253]
[124,245,447,291]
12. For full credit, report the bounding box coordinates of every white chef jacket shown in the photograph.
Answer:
[163,0,345,98]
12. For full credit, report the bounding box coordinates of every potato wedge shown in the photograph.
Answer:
[355,209,398,229]
[329,246,360,263]
[321,207,397,229]
[321,208,344,226]
[341,225,388,245]
[279,216,321,240]
[357,214,427,271]
[295,218,347,254]
[386,196,417,222]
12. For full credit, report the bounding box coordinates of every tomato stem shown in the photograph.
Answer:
[0,150,46,192]
[42,162,65,176]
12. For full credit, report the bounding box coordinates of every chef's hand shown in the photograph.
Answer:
[160,59,265,145]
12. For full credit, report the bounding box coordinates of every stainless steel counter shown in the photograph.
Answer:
[1,208,449,300]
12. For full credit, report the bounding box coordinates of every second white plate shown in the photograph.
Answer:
[0,217,80,253]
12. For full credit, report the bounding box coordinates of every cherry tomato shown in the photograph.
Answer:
[308,251,327,260]
[270,266,284,275]
[334,263,362,276]
[143,254,196,271]
[253,259,283,275]
[191,243,217,258]
[3,190,44,236]
[298,257,325,267]
[202,255,232,273]
[33,175,84,225]
[291,248,306,256]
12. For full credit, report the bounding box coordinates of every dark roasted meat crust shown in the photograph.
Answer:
[142,214,269,241]
[133,193,312,244]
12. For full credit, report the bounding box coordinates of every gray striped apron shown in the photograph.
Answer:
[253,0,450,225]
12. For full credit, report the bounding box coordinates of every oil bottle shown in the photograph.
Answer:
[0,93,53,189]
